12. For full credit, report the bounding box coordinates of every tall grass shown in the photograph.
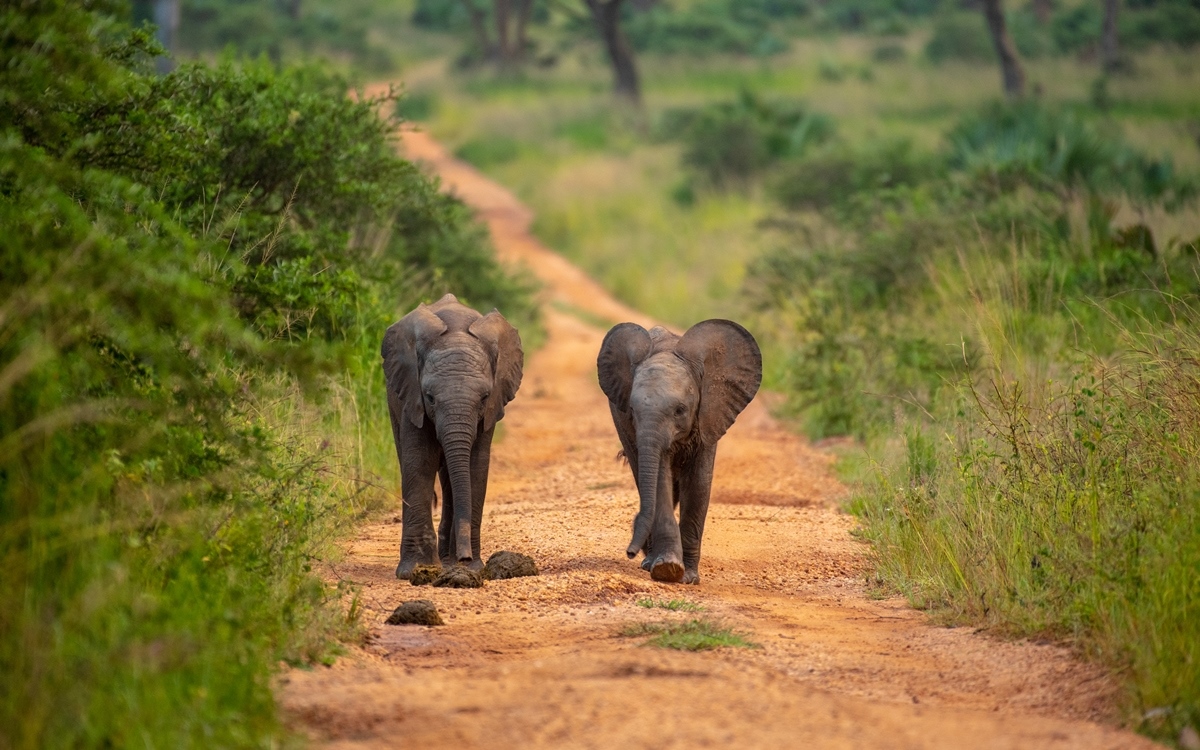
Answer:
[853,299,1200,739]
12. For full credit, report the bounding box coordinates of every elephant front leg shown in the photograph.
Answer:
[648,460,684,583]
[395,422,442,579]
[677,445,716,584]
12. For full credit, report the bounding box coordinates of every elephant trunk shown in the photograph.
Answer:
[627,431,663,558]
[439,416,476,563]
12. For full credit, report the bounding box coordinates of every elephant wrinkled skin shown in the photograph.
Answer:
[597,320,762,584]
[382,294,523,579]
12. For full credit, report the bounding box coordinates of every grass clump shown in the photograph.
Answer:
[621,619,757,651]
[636,598,705,612]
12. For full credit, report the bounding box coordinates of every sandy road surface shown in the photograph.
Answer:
[279,129,1154,749]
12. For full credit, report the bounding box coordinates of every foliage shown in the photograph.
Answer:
[626,0,800,56]
[174,0,398,71]
[0,2,536,747]
[924,12,996,63]
[666,91,834,186]
[947,103,1194,207]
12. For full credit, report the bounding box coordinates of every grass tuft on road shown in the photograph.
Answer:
[621,619,757,651]
[636,598,705,612]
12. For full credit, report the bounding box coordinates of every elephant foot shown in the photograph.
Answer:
[396,558,424,580]
[640,556,653,572]
[650,555,684,583]
[443,557,484,572]
[397,551,439,580]
[466,557,484,573]
[682,568,700,585]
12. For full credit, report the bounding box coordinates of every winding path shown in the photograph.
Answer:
[278,129,1155,749]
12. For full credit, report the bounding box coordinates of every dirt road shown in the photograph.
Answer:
[279,130,1155,749]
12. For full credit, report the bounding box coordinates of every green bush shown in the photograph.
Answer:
[0,3,536,746]
[772,139,936,211]
[626,0,800,56]
[674,91,834,186]
[947,103,1194,206]
[176,0,394,70]
[925,13,995,62]
[455,135,523,167]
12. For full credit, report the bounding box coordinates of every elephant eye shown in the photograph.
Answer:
[675,405,686,416]
[481,391,491,404]
[424,392,434,403]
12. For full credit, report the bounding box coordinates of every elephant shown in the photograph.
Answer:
[597,320,761,584]
[381,293,523,579]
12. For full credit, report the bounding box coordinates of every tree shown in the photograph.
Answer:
[583,0,641,104]
[981,0,1026,98]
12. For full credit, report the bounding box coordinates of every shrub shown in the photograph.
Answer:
[455,135,523,167]
[925,13,995,62]
[676,91,834,186]
[0,3,536,746]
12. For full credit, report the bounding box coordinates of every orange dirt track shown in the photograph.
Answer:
[278,128,1157,749]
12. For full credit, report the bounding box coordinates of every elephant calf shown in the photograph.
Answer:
[382,294,523,579]
[598,320,762,584]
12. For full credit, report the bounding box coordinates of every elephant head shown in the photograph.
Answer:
[381,294,523,562]
[598,320,761,562]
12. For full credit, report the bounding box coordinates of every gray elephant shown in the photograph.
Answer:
[597,320,761,584]
[381,294,523,579]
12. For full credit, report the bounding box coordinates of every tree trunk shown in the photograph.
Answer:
[1101,0,1120,72]
[153,0,179,74]
[495,0,512,68]
[460,0,493,59]
[583,0,642,105]
[981,0,1026,98]
[514,0,534,62]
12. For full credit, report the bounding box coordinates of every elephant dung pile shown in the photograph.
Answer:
[385,600,444,626]
[408,565,442,586]
[482,551,538,580]
[431,566,484,588]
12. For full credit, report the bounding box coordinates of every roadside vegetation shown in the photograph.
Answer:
[0,2,534,746]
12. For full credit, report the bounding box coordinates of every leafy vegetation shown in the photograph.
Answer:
[1,2,535,746]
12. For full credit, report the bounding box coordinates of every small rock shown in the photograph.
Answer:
[1180,726,1200,750]
[483,550,539,580]
[409,565,442,586]
[385,600,443,626]
[432,566,484,588]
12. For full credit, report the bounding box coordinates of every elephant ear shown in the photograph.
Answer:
[381,304,447,429]
[597,323,652,413]
[468,310,524,432]
[675,319,762,444]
